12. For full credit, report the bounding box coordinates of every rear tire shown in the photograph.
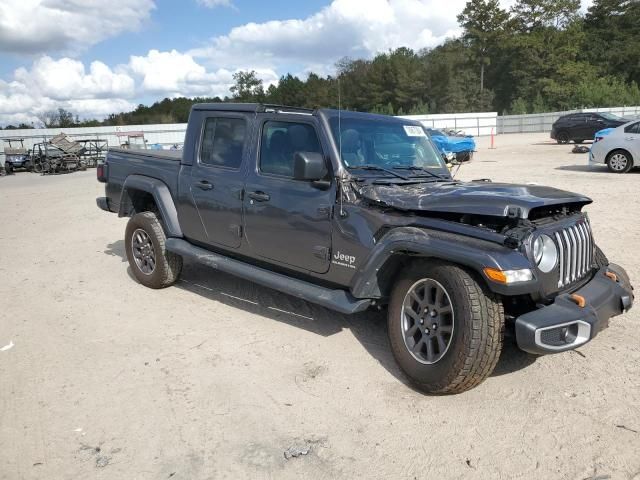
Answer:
[387,261,504,394]
[125,212,183,289]
[606,150,633,173]
[556,131,570,144]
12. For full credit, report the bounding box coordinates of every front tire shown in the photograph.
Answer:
[388,261,504,394]
[125,212,183,289]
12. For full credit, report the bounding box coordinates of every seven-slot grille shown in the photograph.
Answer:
[554,218,595,288]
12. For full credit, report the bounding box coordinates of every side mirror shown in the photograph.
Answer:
[293,151,327,181]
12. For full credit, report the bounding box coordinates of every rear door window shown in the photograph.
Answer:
[200,117,246,169]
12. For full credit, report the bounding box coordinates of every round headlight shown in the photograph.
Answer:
[533,234,558,273]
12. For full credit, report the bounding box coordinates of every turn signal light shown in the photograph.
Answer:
[484,268,533,284]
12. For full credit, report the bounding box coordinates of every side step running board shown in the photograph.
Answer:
[166,238,372,315]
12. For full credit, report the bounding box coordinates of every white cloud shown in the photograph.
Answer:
[196,0,233,8]
[0,51,280,125]
[190,0,465,70]
[0,0,155,55]
[128,49,278,98]
[14,56,135,101]
[0,57,136,124]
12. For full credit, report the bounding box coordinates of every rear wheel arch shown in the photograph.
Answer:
[118,175,183,237]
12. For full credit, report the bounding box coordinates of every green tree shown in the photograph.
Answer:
[583,0,640,84]
[458,0,510,93]
[230,70,265,102]
[511,0,581,31]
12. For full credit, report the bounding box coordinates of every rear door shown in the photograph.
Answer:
[623,121,640,160]
[190,113,250,249]
[243,116,334,274]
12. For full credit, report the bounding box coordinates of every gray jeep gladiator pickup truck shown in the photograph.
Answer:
[97,103,634,394]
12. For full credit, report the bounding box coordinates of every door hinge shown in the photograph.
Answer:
[313,246,330,261]
[229,224,243,238]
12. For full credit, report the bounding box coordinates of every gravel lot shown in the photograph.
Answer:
[1,132,639,480]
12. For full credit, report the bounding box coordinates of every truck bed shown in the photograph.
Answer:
[107,147,182,161]
[104,148,183,209]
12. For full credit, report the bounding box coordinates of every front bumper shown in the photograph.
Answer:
[515,264,634,354]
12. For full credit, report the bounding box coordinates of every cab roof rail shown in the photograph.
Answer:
[258,104,316,115]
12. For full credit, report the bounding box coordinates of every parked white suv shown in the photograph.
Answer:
[590,120,640,173]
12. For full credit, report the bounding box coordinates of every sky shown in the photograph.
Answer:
[0,0,593,126]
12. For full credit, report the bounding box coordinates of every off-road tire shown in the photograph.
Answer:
[388,261,504,394]
[125,212,182,289]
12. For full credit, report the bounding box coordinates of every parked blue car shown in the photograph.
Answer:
[425,128,475,162]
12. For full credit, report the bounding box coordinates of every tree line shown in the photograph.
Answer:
[2,0,638,130]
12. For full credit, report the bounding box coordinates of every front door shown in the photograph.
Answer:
[243,117,334,274]
[190,113,249,249]
[585,114,605,139]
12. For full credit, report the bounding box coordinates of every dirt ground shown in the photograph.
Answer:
[1,132,639,480]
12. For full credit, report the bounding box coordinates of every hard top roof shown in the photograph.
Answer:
[192,103,315,114]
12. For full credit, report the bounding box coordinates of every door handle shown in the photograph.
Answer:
[195,180,213,190]
[248,191,270,202]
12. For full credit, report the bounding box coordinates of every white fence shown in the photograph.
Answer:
[0,123,188,158]
[497,106,640,134]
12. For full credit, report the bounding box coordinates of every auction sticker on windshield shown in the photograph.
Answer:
[403,125,427,137]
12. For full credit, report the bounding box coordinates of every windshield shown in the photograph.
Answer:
[426,128,445,137]
[329,117,447,171]
[599,112,624,121]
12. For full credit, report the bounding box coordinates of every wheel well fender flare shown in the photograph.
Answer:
[349,227,531,299]
[118,174,183,238]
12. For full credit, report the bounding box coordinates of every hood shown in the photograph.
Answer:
[357,181,592,219]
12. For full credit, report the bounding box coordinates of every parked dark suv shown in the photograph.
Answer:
[551,113,629,144]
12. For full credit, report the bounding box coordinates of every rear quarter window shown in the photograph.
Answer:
[624,122,640,134]
[200,117,246,169]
